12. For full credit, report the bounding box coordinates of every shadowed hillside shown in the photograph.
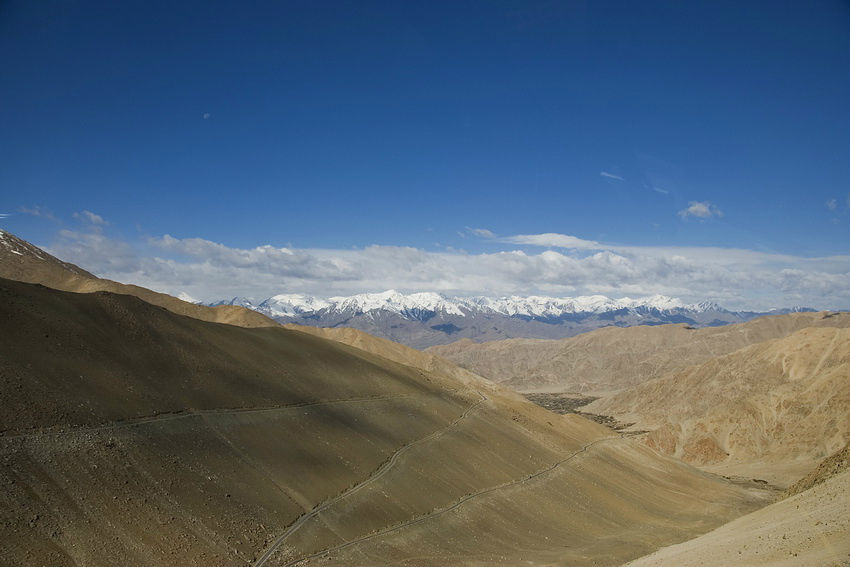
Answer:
[284,324,508,396]
[0,278,770,566]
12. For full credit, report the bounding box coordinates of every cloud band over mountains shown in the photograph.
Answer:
[45,219,850,311]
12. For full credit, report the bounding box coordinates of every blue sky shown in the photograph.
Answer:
[2,1,849,308]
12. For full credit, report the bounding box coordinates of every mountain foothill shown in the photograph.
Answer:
[0,228,846,566]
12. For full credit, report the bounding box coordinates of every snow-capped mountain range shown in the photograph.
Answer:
[213,290,716,320]
[207,290,812,348]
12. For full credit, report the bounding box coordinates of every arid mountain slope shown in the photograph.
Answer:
[285,324,509,397]
[0,278,769,566]
[586,326,850,486]
[428,312,850,393]
[623,469,850,567]
[785,442,850,497]
[0,229,275,328]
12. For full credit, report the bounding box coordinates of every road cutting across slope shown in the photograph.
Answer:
[0,394,415,441]
[253,392,488,567]
[279,434,618,567]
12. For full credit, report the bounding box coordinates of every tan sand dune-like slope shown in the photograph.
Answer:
[623,469,850,567]
[0,278,770,566]
[427,312,850,393]
[586,326,850,486]
[0,229,276,328]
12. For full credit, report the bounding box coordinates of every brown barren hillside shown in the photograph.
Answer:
[285,324,512,398]
[428,312,850,394]
[586,326,850,487]
[785,442,850,497]
[0,278,771,566]
[623,469,850,567]
[0,229,276,328]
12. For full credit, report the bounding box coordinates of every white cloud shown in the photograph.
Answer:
[678,201,722,219]
[466,227,496,238]
[827,198,838,211]
[52,228,138,273]
[499,232,604,250]
[73,210,109,230]
[0,213,10,219]
[600,171,624,181]
[41,218,850,311]
[653,186,669,195]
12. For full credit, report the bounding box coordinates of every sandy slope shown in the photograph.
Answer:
[786,443,850,497]
[623,469,850,567]
[0,278,771,566]
[586,326,850,486]
[428,312,850,393]
[0,229,276,328]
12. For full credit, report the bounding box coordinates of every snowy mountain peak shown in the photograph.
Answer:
[692,300,725,312]
[202,289,819,348]
[207,290,734,322]
[326,290,465,317]
[626,294,687,311]
[461,293,687,317]
[260,294,331,318]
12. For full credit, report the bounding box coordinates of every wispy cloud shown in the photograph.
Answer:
[0,213,10,219]
[466,227,496,239]
[653,186,669,195]
[827,198,838,211]
[499,232,604,250]
[42,220,850,311]
[600,171,624,181]
[18,206,57,221]
[73,210,109,231]
[678,201,722,219]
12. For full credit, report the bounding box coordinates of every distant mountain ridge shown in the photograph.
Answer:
[208,289,815,348]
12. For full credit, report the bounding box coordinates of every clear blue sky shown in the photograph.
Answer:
[1,1,849,307]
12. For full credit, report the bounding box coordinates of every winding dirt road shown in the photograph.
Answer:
[252,391,488,567]
[277,434,617,567]
[0,394,414,441]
